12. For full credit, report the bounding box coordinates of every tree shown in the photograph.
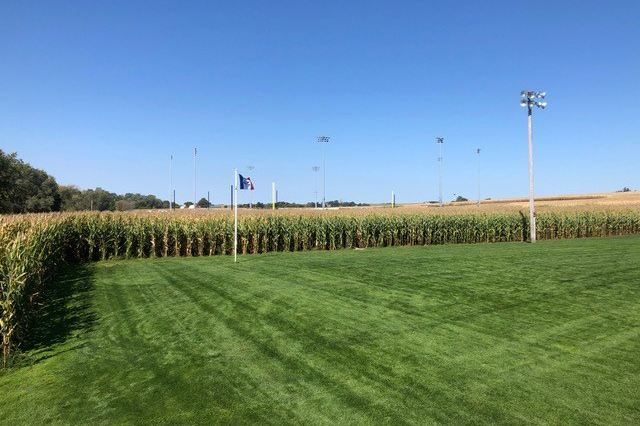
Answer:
[454,196,468,202]
[115,200,135,211]
[0,150,60,213]
[59,185,84,211]
[197,198,210,208]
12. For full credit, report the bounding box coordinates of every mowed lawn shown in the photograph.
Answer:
[2,237,640,425]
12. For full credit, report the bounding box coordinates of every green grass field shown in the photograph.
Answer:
[1,236,639,425]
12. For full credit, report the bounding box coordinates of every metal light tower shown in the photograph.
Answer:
[476,149,481,206]
[436,136,444,207]
[193,147,197,207]
[317,136,330,208]
[312,166,320,208]
[520,90,547,243]
[247,165,255,208]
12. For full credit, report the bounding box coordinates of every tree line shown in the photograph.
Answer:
[0,150,172,213]
[1,150,371,214]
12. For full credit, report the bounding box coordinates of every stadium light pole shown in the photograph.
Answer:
[312,166,320,208]
[520,90,547,243]
[477,149,481,206]
[317,136,330,208]
[169,154,173,210]
[247,165,255,208]
[193,147,197,207]
[436,136,444,207]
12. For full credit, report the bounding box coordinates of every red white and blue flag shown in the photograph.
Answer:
[239,174,254,190]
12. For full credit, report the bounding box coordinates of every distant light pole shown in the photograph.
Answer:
[520,90,547,243]
[170,154,173,210]
[247,165,255,208]
[193,147,197,207]
[312,166,320,208]
[317,136,330,208]
[436,136,444,207]
[476,149,481,206]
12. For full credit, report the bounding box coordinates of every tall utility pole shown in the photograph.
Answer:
[477,149,481,206]
[312,166,320,208]
[520,90,547,243]
[170,154,173,210]
[317,136,330,208]
[247,165,255,208]
[436,136,444,207]
[193,148,197,206]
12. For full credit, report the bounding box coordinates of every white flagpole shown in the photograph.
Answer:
[234,168,238,262]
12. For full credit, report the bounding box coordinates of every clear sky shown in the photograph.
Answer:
[1,1,638,204]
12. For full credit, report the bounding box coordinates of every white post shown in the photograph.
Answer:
[272,182,276,210]
[170,154,173,210]
[391,190,395,208]
[234,168,238,262]
[528,106,537,243]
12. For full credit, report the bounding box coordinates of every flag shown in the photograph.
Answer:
[239,174,254,190]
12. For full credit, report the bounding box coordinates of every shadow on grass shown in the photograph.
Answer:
[15,264,97,367]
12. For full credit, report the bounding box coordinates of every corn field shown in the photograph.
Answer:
[2,210,640,367]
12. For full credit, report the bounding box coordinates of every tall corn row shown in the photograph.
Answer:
[2,210,640,367]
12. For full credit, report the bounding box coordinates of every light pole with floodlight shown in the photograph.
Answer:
[520,90,547,243]
[436,136,444,207]
[477,149,481,206]
[317,136,330,208]
[170,154,173,210]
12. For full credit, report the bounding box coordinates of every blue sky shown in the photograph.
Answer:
[1,1,638,204]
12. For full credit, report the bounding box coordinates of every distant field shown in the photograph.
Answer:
[130,191,640,217]
[2,236,639,425]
